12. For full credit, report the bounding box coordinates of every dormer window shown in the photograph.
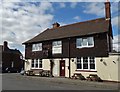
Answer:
[76,37,94,48]
[32,43,42,51]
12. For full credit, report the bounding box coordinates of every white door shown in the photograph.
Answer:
[53,60,59,76]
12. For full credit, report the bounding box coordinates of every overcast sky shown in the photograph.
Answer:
[0,0,120,56]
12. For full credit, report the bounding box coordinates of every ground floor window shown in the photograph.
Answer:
[31,59,42,69]
[76,57,95,70]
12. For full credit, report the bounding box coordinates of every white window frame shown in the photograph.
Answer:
[76,37,94,48]
[76,57,96,71]
[88,37,94,47]
[32,43,42,51]
[31,59,43,69]
[52,41,62,54]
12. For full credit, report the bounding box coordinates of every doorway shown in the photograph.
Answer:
[60,60,65,76]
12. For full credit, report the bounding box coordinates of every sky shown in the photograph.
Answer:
[0,0,120,56]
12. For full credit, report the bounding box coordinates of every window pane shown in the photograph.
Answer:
[82,38,87,46]
[83,57,88,69]
[32,44,35,51]
[77,58,82,69]
[57,41,62,46]
[39,59,42,68]
[76,38,82,48]
[32,43,42,51]
[38,43,42,51]
[88,37,94,46]
[31,59,34,68]
[52,42,57,46]
[90,57,95,69]
[53,41,62,46]
[35,59,38,68]
[35,44,37,50]
[90,64,95,69]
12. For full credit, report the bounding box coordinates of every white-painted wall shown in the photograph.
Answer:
[43,59,50,70]
[24,53,119,81]
[70,53,120,82]
[65,58,69,77]
[53,59,60,77]
[24,59,31,71]
[96,53,120,81]
[70,58,76,77]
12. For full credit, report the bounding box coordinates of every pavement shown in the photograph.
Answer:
[2,73,120,90]
[22,74,119,90]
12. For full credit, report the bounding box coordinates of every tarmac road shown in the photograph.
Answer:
[2,73,119,91]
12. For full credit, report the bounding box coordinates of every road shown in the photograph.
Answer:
[2,73,119,91]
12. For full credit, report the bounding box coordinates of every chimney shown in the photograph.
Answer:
[105,0,111,20]
[52,22,60,28]
[3,41,8,51]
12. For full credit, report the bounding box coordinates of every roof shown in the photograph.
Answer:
[109,52,120,55]
[0,44,22,55]
[23,17,110,44]
[9,49,22,55]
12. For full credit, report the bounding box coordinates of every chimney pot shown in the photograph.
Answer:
[52,22,60,28]
[3,41,8,51]
[4,41,8,47]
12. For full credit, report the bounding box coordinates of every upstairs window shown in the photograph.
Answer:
[88,37,94,46]
[76,37,94,48]
[52,41,62,54]
[32,43,42,51]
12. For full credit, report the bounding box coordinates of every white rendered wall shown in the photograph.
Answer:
[24,59,31,71]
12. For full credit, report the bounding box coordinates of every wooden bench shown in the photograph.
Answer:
[25,70,50,77]
[40,70,50,77]
[72,73,85,80]
[25,70,34,76]
[86,74,102,82]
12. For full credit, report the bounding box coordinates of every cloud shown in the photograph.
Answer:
[70,2,77,8]
[73,16,81,20]
[59,3,66,8]
[1,2,54,56]
[2,0,120,2]
[113,35,120,52]
[112,16,119,28]
[83,2,105,17]
[83,2,118,17]
[1,1,119,56]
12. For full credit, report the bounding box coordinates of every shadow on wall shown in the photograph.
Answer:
[100,58,107,66]
[103,61,107,66]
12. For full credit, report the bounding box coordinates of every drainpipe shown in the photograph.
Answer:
[68,38,71,78]
[50,59,54,77]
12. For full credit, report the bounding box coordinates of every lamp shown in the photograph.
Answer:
[100,58,103,62]
[72,59,74,62]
